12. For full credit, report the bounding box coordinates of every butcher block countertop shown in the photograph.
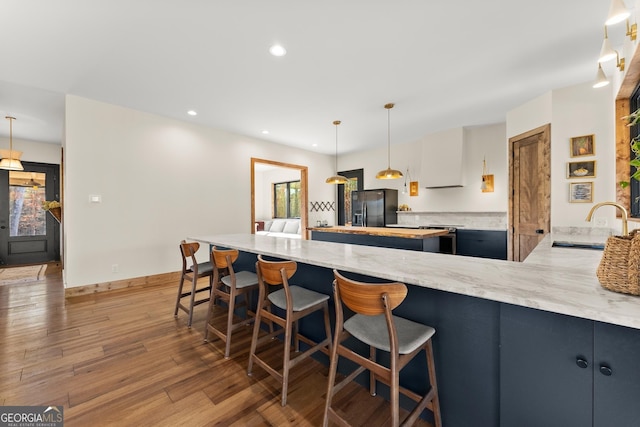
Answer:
[307,226,449,239]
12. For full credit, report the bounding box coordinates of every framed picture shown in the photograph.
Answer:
[567,160,596,179]
[409,181,419,196]
[569,182,593,203]
[570,134,595,157]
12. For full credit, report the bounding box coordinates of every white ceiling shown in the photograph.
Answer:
[0,0,623,155]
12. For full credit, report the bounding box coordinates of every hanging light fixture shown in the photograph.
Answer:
[481,157,494,193]
[605,0,631,26]
[593,63,610,88]
[0,116,24,171]
[376,103,403,180]
[326,120,348,184]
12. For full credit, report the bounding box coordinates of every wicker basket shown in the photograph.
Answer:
[596,229,640,296]
[48,206,62,223]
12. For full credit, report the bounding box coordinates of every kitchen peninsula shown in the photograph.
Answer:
[191,233,640,427]
[308,225,449,252]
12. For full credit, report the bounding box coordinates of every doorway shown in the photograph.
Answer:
[251,158,308,238]
[509,124,551,261]
[0,161,60,266]
[337,168,363,225]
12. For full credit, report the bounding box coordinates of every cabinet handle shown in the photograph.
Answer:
[599,365,613,376]
[535,229,544,234]
[576,357,589,369]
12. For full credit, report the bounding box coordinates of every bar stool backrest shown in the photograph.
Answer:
[256,255,297,286]
[180,241,200,272]
[211,247,239,269]
[333,270,407,315]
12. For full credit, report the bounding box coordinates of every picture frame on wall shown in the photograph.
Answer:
[570,134,595,157]
[569,181,593,203]
[566,160,596,179]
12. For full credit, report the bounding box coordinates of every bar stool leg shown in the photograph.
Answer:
[187,275,198,328]
[174,275,185,317]
[426,340,442,427]
[369,346,377,396]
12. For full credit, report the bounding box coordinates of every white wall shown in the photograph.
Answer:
[0,136,61,165]
[507,82,618,231]
[339,123,508,213]
[551,82,616,229]
[63,95,335,288]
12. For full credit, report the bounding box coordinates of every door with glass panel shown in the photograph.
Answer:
[0,162,60,266]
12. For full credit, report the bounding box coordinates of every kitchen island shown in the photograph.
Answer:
[190,233,640,427]
[308,225,448,252]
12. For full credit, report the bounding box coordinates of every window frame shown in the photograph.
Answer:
[273,179,301,219]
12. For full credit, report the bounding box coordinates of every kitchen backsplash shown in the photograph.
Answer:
[397,211,507,230]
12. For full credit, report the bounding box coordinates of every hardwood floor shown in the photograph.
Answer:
[0,271,433,426]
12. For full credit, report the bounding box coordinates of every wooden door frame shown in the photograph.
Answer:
[251,157,308,239]
[508,124,551,261]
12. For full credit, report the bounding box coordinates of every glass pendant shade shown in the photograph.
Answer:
[326,120,348,184]
[0,117,24,171]
[376,103,403,180]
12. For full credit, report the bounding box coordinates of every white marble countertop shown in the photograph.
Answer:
[190,233,640,329]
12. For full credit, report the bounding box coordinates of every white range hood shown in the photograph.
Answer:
[421,127,466,188]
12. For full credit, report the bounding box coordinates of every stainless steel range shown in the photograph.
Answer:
[423,225,460,254]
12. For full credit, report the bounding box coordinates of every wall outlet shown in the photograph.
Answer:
[594,217,608,227]
[111,264,119,273]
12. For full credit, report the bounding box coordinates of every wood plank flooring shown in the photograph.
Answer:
[0,271,433,426]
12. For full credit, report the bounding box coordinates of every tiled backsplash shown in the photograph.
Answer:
[397,211,507,230]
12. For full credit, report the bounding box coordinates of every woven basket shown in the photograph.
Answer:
[596,230,640,296]
[48,206,62,223]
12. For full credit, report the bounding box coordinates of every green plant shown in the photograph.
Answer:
[620,109,640,188]
[42,200,61,211]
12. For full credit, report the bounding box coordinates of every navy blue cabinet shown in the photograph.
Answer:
[455,229,507,260]
[500,303,640,427]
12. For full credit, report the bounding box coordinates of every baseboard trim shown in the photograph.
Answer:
[65,271,180,298]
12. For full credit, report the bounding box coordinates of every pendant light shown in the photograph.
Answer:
[376,103,403,179]
[0,116,24,171]
[326,120,348,184]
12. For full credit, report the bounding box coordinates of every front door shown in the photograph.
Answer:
[0,161,60,265]
[509,124,551,261]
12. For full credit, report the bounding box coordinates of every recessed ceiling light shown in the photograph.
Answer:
[187,110,197,116]
[262,130,269,135]
[312,143,318,147]
[269,44,287,57]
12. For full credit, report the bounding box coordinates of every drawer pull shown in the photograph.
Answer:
[599,365,613,376]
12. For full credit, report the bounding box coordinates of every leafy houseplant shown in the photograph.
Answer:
[621,108,640,188]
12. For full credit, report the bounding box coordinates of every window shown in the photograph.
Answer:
[9,171,47,236]
[274,180,301,218]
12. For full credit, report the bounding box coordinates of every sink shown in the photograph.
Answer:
[552,241,605,251]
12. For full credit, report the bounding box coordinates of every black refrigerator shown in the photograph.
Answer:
[351,189,398,227]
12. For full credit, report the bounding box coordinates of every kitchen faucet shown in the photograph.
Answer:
[585,201,629,236]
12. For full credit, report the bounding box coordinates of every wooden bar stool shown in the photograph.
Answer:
[174,240,213,328]
[204,246,259,358]
[323,270,442,427]
[247,255,332,406]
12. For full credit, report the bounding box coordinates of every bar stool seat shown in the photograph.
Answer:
[248,255,332,406]
[205,247,259,359]
[324,269,442,427]
[344,313,435,354]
